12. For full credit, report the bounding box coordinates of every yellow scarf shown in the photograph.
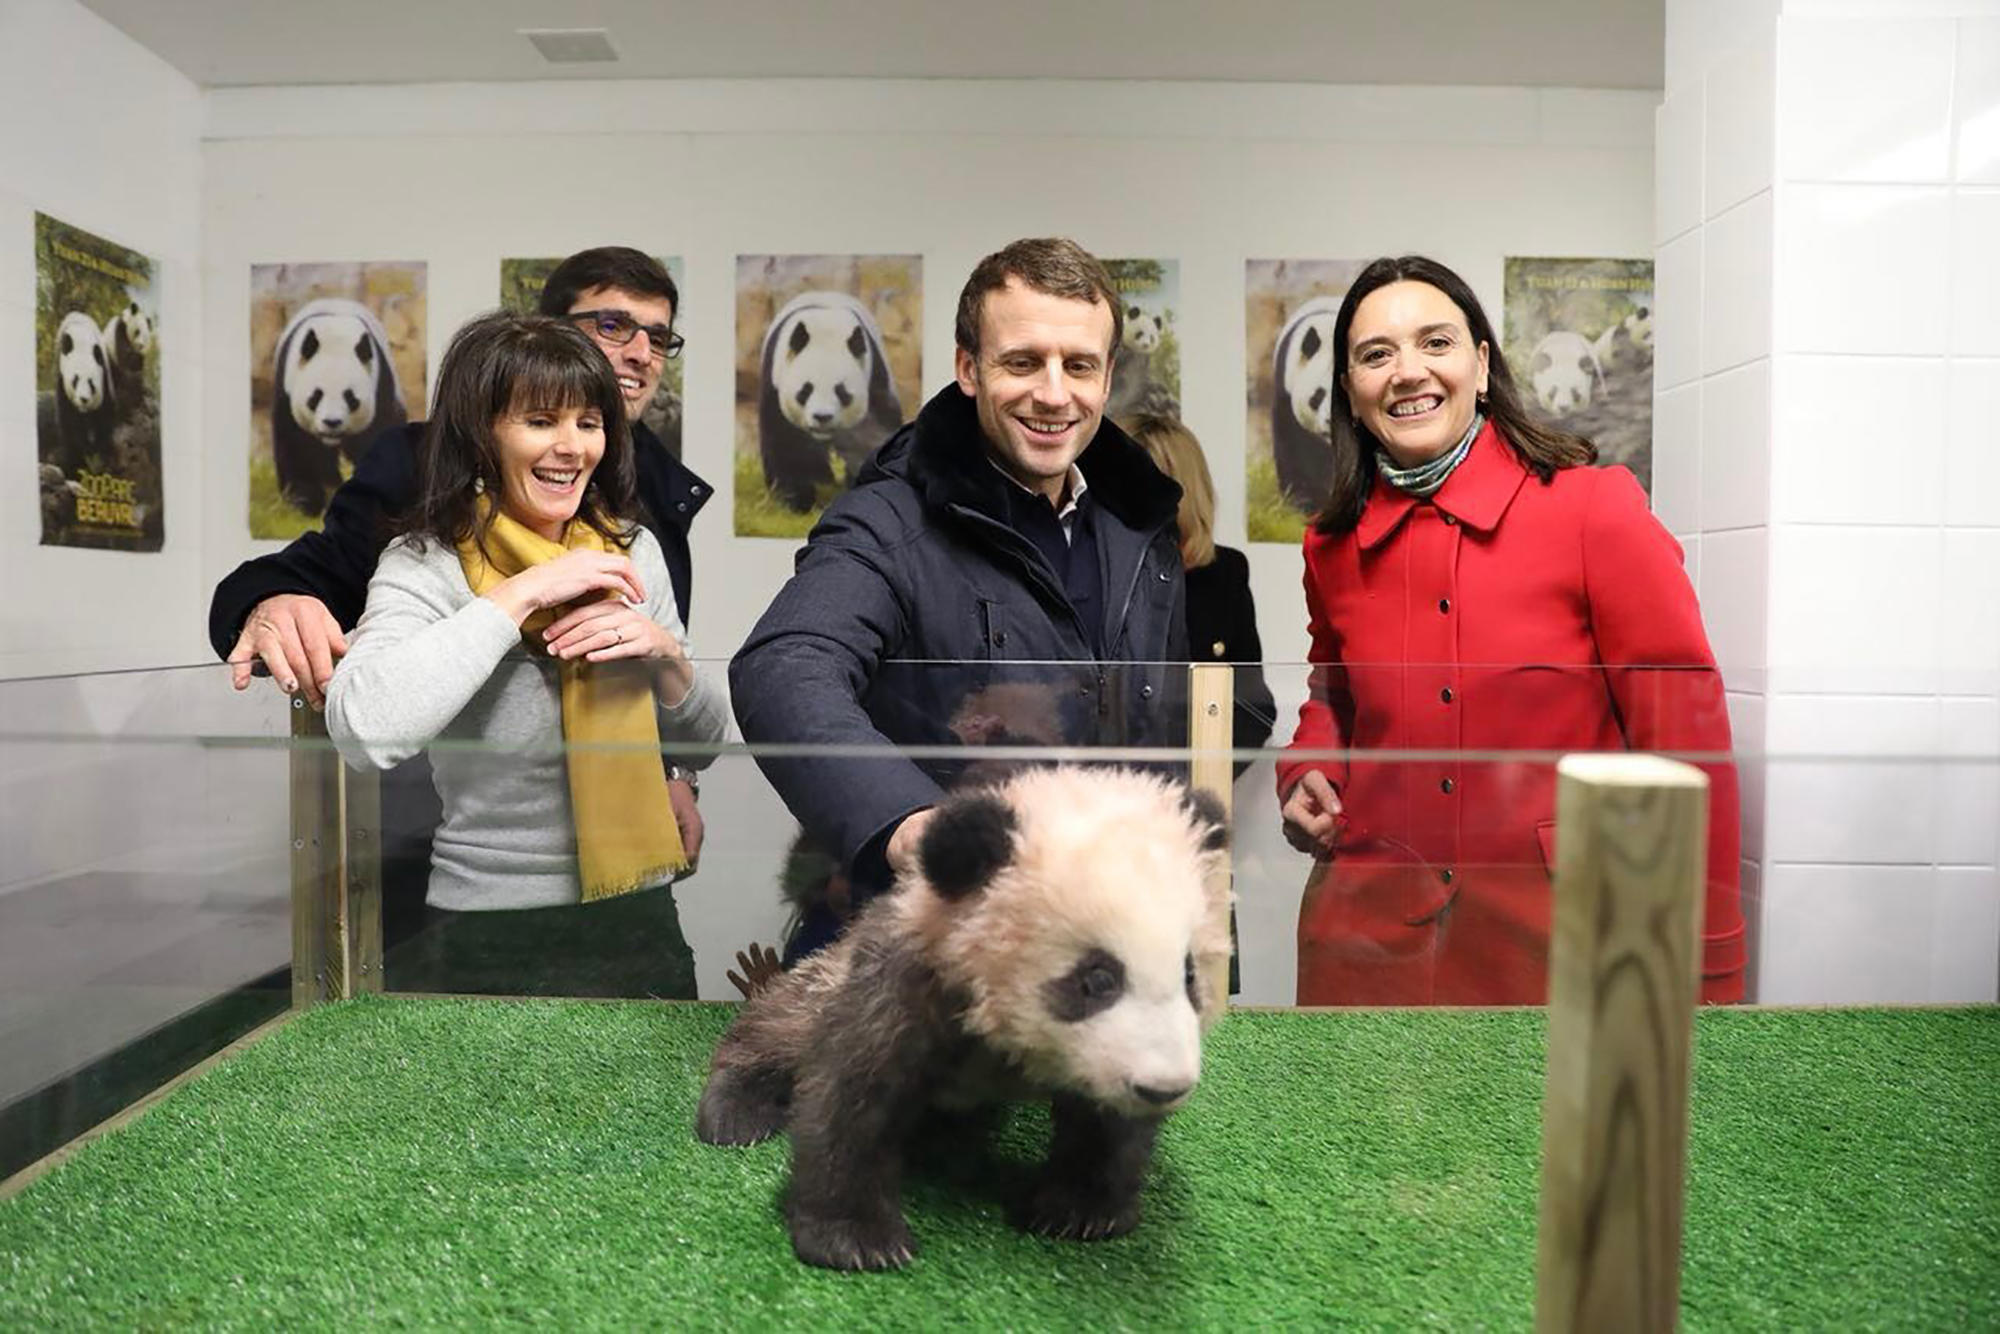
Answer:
[458,504,687,901]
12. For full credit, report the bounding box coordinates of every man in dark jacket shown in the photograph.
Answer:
[210,247,714,941]
[731,238,1188,959]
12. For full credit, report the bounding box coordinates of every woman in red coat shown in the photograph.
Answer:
[1276,256,1744,1006]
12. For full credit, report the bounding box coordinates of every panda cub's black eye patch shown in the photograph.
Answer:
[1044,948,1126,1023]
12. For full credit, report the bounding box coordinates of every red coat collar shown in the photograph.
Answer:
[1354,420,1529,550]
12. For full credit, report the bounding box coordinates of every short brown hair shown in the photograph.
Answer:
[1128,413,1217,569]
[955,237,1122,357]
[538,246,678,321]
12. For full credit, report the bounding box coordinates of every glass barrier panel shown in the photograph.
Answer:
[2,655,1993,1134]
[0,664,295,1178]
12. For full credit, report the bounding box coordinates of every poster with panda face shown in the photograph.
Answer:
[248,261,427,539]
[1245,258,1369,544]
[1503,257,1655,493]
[1103,259,1181,430]
[501,256,686,459]
[734,254,922,539]
[35,212,163,552]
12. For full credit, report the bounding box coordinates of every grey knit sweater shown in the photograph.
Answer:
[325,527,733,911]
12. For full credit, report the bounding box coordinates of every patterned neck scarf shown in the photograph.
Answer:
[1375,411,1484,498]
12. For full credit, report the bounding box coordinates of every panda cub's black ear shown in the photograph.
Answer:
[918,792,1017,901]
[1181,788,1229,853]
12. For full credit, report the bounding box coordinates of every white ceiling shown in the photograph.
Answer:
[77,0,1665,90]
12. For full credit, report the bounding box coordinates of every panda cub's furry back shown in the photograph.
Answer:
[697,766,1230,1272]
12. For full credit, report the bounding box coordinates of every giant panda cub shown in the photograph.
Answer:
[1104,304,1168,422]
[697,765,1231,1272]
[1269,296,1342,510]
[1528,329,1605,418]
[757,291,904,511]
[105,301,154,379]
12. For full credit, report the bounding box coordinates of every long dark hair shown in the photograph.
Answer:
[403,311,639,554]
[1313,255,1595,534]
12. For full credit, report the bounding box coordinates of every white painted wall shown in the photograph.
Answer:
[0,0,206,678]
[1660,0,2000,1002]
[0,1,281,1098]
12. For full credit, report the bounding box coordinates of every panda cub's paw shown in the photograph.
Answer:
[787,1209,918,1272]
[1021,1178,1143,1242]
[694,1070,788,1146]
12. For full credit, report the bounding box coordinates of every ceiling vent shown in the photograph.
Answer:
[521,29,619,64]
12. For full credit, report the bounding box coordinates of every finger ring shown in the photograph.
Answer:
[616,626,625,642]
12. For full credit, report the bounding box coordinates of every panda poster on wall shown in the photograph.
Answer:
[35,212,163,552]
[1245,258,1368,544]
[248,261,426,539]
[501,256,686,459]
[734,254,922,539]
[1503,257,1655,492]
[1103,258,1181,429]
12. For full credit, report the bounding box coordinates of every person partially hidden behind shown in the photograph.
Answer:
[1127,412,1276,998]
[209,247,712,962]
[1126,412,1277,774]
[324,311,731,997]
[1275,255,1744,1006]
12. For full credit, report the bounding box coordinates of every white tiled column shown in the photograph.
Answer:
[1660,0,2000,1003]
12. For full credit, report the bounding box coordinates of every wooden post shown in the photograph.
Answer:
[1535,754,1709,1334]
[289,699,338,1006]
[344,763,384,996]
[288,701,383,1004]
[1188,663,1234,1010]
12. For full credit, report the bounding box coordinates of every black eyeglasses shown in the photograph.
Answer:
[571,309,684,361]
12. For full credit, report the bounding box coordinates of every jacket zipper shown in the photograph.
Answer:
[946,503,1093,651]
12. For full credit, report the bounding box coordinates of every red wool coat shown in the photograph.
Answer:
[1275,423,1745,1006]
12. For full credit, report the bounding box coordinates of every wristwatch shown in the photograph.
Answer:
[666,763,700,794]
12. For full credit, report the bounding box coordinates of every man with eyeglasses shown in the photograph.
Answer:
[209,247,713,958]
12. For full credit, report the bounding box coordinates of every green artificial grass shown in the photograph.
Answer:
[2,999,1995,1330]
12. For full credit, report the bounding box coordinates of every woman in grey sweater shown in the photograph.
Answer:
[326,311,731,997]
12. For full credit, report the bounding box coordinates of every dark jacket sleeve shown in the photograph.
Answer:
[728,499,945,873]
[207,424,420,658]
[1222,548,1277,758]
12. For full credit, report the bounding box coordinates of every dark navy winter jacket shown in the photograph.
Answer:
[207,420,710,656]
[730,384,1188,888]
